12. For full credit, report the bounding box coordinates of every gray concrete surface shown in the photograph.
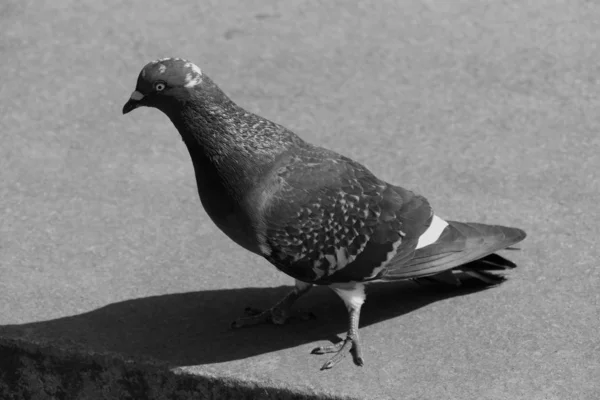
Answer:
[1,0,599,398]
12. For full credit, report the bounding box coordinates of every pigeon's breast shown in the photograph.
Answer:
[198,187,259,253]
[191,158,260,254]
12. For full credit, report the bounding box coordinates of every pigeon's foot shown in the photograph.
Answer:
[230,306,284,327]
[313,282,366,370]
[231,305,298,327]
[312,335,364,370]
[231,306,316,327]
[230,280,313,328]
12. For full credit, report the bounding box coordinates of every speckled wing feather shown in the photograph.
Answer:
[257,145,433,284]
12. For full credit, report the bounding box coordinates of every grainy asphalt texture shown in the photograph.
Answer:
[1,1,599,399]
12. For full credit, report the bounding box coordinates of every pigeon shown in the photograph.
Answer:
[123,58,526,370]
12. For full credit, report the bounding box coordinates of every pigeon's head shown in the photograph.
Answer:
[122,58,204,114]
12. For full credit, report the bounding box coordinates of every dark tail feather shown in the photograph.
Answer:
[460,252,517,271]
[385,222,526,281]
[463,270,507,285]
[457,252,519,284]
[413,270,462,287]
[413,252,518,287]
[407,223,526,287]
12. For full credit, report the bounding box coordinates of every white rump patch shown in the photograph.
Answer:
[416,215,448,249]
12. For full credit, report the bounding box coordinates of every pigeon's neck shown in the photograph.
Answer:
[164,84,297,201]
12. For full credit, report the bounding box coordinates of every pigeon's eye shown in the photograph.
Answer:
[154,82,166,91]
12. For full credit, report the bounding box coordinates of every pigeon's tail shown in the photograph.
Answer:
[381,221,526,284]
[412,252,519,287]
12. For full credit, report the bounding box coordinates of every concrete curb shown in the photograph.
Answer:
[0,337,354,400]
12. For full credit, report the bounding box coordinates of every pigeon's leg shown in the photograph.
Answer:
[231,280,313,328]
[312,282,366,370]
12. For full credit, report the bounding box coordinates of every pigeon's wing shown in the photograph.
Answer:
[256,147,433,284]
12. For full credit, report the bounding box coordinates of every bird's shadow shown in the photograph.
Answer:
[0,279,490,367]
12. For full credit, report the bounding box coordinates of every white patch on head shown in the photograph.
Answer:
[141,69,146,78]
[416,215,449,249]
[330,282,366,311]
[183,62,203,87]
[158,64,167,74]
[184,73,202,87]
[184,62,202,75]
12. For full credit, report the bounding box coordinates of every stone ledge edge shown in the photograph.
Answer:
[0,336,352,400]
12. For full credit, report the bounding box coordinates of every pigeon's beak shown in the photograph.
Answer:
[122,91,145,114]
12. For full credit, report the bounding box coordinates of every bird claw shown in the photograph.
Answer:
[312,336,364,370]
[243,307,263,317]
[311,341,344,354]
[297,310,317,321]
[231,307,278,328]
[231,307,315,328]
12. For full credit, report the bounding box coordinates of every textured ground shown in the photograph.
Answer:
[1,0,599,399]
